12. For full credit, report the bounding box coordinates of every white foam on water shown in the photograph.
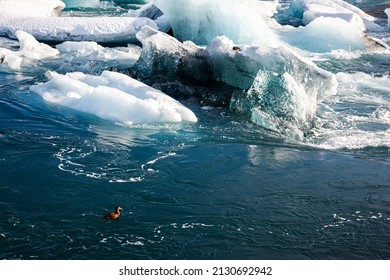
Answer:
[307,72,390,150]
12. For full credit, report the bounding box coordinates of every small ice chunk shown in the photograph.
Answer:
[0,48,23,70]
[0,30,58,70]
[15,30,59,60]
[30,71,198,124]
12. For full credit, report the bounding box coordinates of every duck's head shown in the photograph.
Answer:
[115,206,123,212]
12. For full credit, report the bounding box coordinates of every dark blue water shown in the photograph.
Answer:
[1,0,390,260]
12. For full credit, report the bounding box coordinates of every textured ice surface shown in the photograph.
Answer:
[30,71,197,124]
[280,17,366,53]
[386,8,390,31]
[56,41,141,68]
[153,0,279,45]
[124,4,170,32]
[133,27,337,137]
[0,16,157,44]
[0,30,59,70]
[207,37,338,138]
[134,26,208,82]
[289,0,382,31]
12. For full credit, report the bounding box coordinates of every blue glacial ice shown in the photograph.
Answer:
[132,26,337,138]
[153,0,280,46]
[62,0,100,8]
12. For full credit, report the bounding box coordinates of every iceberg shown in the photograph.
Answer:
[153,0,279,45]
[132,27,337,137]
[289,0,382,31]
[279,17,366,53]
[134,26,209,82]
[62,0,100,8]
[207,36,337,138]
[0,30,59,70]
[30,71,197,125]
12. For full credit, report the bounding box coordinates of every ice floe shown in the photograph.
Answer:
[0,30,59,70]
[29,71,198,125]
[0,16,157,44]
[0,0,157,44]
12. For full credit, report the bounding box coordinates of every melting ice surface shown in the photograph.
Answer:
[279,16,367,53]
[0,30,59,70]
[30,71,198,125]
[154,0,280,45]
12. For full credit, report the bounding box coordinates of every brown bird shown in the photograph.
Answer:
[102,206,123,220]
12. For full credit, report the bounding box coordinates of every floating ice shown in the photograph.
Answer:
[62,0,100,8]
[0,0,155,44]
[289,0,382,31]
[0,48,22,70]
[30,71,198,125]
[134,26,209,82]
[386,8,390,31]
[124,4,170,32]
[15,30,59,60]
[153,0,279,45]
[133,27,337,138]
[56,41,141,68]
[280,17,366,53]
[0,30,59,70]
[217,36,337,138]
[0,16,157,44]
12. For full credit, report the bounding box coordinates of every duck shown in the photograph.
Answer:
[102,206,123,220]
